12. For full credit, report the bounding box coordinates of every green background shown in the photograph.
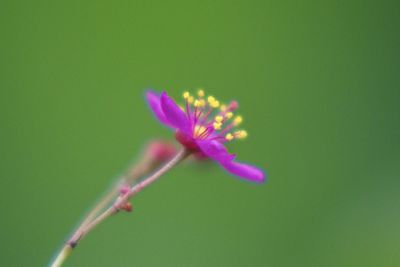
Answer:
[1,0,399,266]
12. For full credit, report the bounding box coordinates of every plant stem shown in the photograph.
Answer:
[50,148,189,267]
[76,148,189,243]
[68,156,154,244]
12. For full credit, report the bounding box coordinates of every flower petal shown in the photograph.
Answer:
[220,160,266,183]
[196,140,235,162]
[145,90,172,127]
[160,92,190,133]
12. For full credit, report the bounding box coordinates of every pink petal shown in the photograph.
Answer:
[145,90,172,127]
[220,160,265,183]
[160,92,190,134]
[196,140,235,162]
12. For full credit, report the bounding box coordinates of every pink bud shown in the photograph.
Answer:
[119,184,130,195]
[147,140,176,162]
[121,202,133,212]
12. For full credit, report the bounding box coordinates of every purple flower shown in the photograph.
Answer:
[146,89,266,183]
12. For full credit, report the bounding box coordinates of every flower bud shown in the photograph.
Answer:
[119,184,130,195]
[121,202,133,212]
[146,140,176,162]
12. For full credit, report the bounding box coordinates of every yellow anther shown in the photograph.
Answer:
[194,125,206,138]
[213,122,222,130]
[215,115,223,123]
[235,130,248,139]
[197,89,205,97]
[220,105,227,112]
[210,100,220,108]
[194,99,206,107]
[225,112,233,119]
[187,96,194,104]
[233,116,242,126]
[183,91,190,99]
[225,133,234,141]
[207,96,215,104]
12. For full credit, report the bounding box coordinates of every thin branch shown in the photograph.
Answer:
[50,148,189,267]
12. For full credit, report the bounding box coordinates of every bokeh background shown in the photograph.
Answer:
[1,0,399,266]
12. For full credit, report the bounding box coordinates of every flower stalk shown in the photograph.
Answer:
[50,147,189,267]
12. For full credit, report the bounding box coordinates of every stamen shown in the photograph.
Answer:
[228,101,238,111]
[193,106,199,127]
[197,89,205,97]
[180,89,245,143]
[198,106,213,125]
[194,125,207,138]
[225,133,234,141]
[219,123,234,135]
[210,100,220,108]
[197,126,214,139]
[215,115,223,123]
[213,122,222,130]
[225,112,233,119]
[233,116,242,126]
[185,100,191,121]
[234,130,247,139]
[194,99,206,108]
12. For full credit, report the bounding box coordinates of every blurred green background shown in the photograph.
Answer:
[1,0,399,266]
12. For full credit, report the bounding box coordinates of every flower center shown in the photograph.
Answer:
[180,89,248,143]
